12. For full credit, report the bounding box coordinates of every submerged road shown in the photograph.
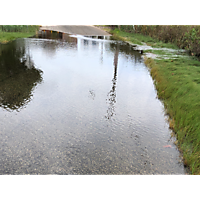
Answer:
[40,25,111,36]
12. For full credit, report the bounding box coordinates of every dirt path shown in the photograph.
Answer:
[40,25,111,36]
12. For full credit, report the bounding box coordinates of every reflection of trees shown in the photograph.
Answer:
[109,42,143,64]
[105,43,119,120]
[0,40,43,111]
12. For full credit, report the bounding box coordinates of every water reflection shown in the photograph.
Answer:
[84,36,110,40]
[33,31,78,57]
[84,40,89,46]
[109,42,143,64]
[0,35,143,113]
[100,42,103,64]
[92,41,97,45]
[37,30,78,45]
[0,40,43,111]
[106,43,119,120]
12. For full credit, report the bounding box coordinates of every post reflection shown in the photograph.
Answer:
[105,42,119,120]
[100,42,104,64]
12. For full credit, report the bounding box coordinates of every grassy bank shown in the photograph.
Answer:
[0,32,38,44]
[110,25,200,58]
[0,25,39,44]
[105,26,200,174]
[145,56,200,174]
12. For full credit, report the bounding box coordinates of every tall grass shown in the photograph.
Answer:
[144,56,200,174]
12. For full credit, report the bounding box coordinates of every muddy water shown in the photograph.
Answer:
[0,31,187,174]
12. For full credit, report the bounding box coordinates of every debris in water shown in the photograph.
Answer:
[163,145,172,148]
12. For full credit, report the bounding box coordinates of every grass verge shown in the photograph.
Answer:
[144,56,200,174]
[0,32,36,44]
[105,26,200,174]
[0,26,39,44]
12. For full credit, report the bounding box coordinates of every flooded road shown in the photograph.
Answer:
[0,31,187,174]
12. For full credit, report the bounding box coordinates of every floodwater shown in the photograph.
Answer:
[0,31,187,174]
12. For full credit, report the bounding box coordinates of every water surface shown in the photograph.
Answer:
[0,31,187,174]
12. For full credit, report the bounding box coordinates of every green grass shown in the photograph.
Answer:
[110,29,144,45]
[106,26,200,174]
[0,32,36,44]
[0,25,39,44]
[144,55,200,174]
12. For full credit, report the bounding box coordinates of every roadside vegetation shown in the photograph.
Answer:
[105,25,200,57]
[0,25,39,44]
[102,25,200,174]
